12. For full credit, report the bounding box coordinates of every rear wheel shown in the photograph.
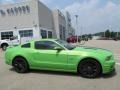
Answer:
[78,59,101,78]
[12,57,29,73]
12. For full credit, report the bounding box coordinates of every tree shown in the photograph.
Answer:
[88,34,92,40]
[110,31,114,38]
[105,29,110,38]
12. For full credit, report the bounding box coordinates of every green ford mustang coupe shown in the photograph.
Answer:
[5,39,115,78]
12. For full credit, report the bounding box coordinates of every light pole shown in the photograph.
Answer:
[75,15,79,43]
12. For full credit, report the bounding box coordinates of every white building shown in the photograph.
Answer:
[52,9,66,40]
[0,0,75,42]
[0,0,54,42]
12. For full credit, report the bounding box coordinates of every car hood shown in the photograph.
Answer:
[73,46,112,55]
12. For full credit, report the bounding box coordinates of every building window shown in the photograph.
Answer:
[48,31,52,38]
[22,6,26,13]
[10,8,14,15]
[14,7,18,14]
[26,5,30,13]
[1,31,13,40]
[0,10,6,16]
[59,25,63,40]
[18,7,22,13]
[63,27,66,40]
[7,9,10,15]
[59,25,66,40]
[41,30,47,39]
[19,30,33,37]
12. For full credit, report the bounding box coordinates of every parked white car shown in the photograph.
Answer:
[0,35,37,50]
[0,35,20,50]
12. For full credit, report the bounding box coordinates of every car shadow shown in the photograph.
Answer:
[101,71,117,79]
[9,68,78,77]
[9,68,117,79]
[30,69,79,77]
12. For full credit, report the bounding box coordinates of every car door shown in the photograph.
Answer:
[33,41,68,70]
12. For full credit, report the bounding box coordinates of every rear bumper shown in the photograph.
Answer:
[103,60,115,74]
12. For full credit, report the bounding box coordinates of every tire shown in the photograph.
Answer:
[78,59,101,78]
[2,44,8,51]
[12,57,29,73]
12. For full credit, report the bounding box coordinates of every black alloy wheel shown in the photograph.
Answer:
[78,59,101,78]
[12,57,29,73]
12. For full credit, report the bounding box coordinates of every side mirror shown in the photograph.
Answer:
[54,47,63,51]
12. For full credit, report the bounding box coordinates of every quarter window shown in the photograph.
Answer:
[21,43,31,48]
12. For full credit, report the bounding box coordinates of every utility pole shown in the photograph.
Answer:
[75,15,79,43]
[81,26,83,40]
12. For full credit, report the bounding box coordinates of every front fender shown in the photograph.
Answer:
[67,51,106,72]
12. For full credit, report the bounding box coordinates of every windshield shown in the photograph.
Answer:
[56,40,75,50]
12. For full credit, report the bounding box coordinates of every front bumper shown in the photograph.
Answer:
[5,51,12,65]
[103,60,115,74]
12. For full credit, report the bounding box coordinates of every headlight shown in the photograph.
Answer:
[105,56,112,61]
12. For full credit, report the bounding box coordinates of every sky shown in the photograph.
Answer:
[0,0,120,34]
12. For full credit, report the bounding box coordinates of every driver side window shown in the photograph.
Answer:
[35,41,61,50]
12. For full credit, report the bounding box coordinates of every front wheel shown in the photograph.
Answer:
[2,44,8,51]
[78,59,101,78]
[12,57,29,73]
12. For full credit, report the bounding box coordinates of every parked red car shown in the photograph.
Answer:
[67,36,80,43]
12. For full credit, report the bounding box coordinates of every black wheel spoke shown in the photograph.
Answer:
[13,58,29,73]
[78,60,101,78]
